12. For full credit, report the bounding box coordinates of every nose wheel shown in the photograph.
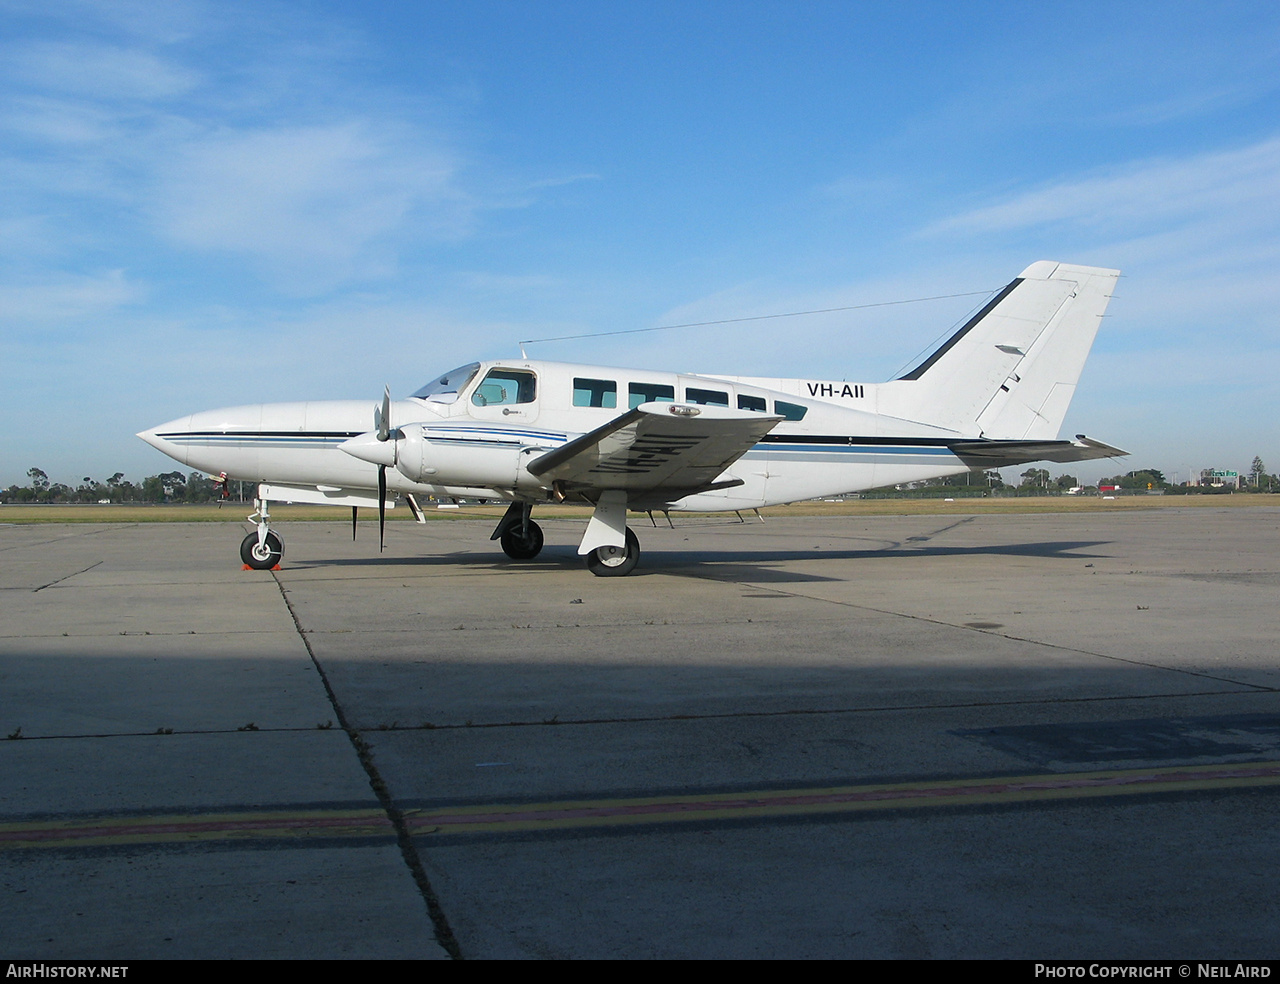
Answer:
[585,527,640,577]
[240,530,284,570]
[240,497,284,569]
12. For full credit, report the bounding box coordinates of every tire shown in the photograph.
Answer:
[585,527,640,577]
[240,530,284,570]
[500,520,544,560]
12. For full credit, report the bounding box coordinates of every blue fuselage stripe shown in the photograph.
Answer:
[157,431,960,458]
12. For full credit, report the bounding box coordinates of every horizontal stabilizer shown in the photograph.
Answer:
[949,435,1128,469]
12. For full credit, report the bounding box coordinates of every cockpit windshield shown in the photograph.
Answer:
[410,363,481,404]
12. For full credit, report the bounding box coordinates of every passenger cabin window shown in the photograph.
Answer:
[685,387,729,406]
[775,400,808,421]
[738,394,767,412]
[472,369,536,406]
[628,382,675,409]
[573,377,617,408]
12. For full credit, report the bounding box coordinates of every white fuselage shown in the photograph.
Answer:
[138,358,977,511]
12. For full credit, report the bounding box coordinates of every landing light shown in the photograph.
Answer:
[668,404,701,417]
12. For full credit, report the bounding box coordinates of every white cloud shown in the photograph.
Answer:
[0,0,210,46]
[458,271,562,292]
[924,137,1280,238]
[153,121,468,293]
[2,95,124,145]
[6,40,200,101]
[0,269,141,322]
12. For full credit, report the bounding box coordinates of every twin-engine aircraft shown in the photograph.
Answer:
[138,261,1126,576]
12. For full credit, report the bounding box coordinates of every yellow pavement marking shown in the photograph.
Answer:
[5,762,1278,850]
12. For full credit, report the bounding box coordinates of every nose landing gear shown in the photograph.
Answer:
[240,530,284,569]
[241,498,284,570]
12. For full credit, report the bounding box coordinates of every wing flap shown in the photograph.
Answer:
[528,402,781,496]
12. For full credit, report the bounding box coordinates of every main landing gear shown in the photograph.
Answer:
[491,502,544,561]
[241,498,284,570]
[577,489,642,577]
[584,527,640,577]
[500,521,544,560]
[491,499,643,574]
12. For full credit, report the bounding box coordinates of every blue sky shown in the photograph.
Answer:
[3,0,1279,487]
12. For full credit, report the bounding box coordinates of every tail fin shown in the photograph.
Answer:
[883,261,1119,439]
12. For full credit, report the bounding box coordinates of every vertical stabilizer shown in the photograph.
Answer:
[881,261,1119,439]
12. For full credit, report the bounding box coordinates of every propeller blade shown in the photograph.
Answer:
[352,506,357,542]
[376,385,392,442]
[378,464,387,552]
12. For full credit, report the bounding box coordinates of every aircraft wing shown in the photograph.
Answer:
[949,435,1127,469]
[527,402,782,501]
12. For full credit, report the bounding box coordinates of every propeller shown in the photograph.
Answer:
[374,385,392,552]
[378,457,387,552]
[341,386,398,551]
[375,385,391,443]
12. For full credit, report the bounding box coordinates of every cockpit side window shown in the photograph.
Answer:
[472,369,537,407]
[411,363,481,404]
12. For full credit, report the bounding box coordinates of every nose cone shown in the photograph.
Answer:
[338,430,398,467]
[137,415,192,465]
[136,404,270,475]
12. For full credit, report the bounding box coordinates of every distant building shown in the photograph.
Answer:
[1190,468,1241,489]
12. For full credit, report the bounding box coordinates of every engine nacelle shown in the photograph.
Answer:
[392,423,543,490]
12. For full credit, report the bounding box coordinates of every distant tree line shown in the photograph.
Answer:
[4,458,1276,505]
[860,460,1278,499]
[1,468,240,504]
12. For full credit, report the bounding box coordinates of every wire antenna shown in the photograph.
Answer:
[517,289,998,348]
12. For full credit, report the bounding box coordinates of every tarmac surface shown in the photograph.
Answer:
[2,505,1279,959]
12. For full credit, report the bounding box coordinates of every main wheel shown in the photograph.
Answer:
[240,530,284,570]
[500,520,544,560]
[585,527,640,577]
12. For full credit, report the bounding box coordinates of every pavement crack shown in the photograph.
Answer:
[698,576,1278,694]
[901,516,976,543]
[33,561,103,592]
[270,571,463,960]
[0,525,138,554]
[349,689,1263,733]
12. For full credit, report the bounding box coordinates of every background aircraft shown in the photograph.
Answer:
[139,260,1126,576]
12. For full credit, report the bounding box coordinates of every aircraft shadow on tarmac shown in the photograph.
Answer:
[291,539,1112,583]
